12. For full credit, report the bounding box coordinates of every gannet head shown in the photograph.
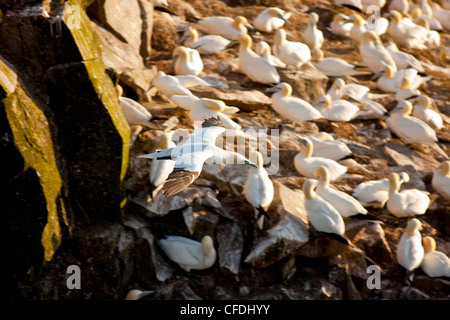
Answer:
[388,10,403,23]
[310,48,324,62]
[316,166,329,180]
[406,218,423,236]
[361,30,378,45]
[266,7,289,23]
[414,95,431,108]
[352,14,364,26]
[314,94,332,109]
[233,15,252,31]
[422,236,436,253]
[303,179,318,200]
[439,161,450,177]
[274,28,286,46]
[390,100,413,116]
[201,235,214,256]
[309,12,319,24]
[266,82,291,97]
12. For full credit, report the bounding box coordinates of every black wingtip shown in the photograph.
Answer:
[256,206,271,220]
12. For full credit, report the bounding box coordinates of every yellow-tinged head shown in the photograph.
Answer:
[422,236,436,253]
[405,218,423,236]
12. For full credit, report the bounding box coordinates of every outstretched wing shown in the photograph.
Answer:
[161,169,200,197]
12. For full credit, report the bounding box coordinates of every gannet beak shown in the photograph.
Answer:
[225,39,239,49]
[278,14,289,24]
[371,70,385,81]
[294,134,307,144]
[137,290,155,299]
[244,160,258,168]
[265,85,280,92]
[245,22,254,30]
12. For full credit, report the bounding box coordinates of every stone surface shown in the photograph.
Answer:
[279,66,328,104]
[216,221,244,276]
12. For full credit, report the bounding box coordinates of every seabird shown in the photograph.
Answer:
[432,161,450,200]
[396,218,424,271]
[253,7,290,33]
[421,236,450,278]
[139,117,257,196]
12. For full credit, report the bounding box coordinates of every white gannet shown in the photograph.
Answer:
[385,41,424,73]
[327,78,370,102]
[395,77,421,102]
[388,0,410,14]
[303,179,350,245]
[432,161,450,199]
[386,10,428,49]
[411,7,443,32]
[244,150,274,229]
[329,13,353,37]
[273,29,311,69]
[396,218,424,271]
[253,7,291,33]
[310,48,366,77]
[116,85,159,129]
[315,166,370,218]
[431,2,450,31]
[301,12,324,49]
[355,99,388,119]
[193,15,250,40]
[179,26,230,55]
[139,117,257,196]
[237,33,280,84]
[172,46,203,76]
[149,132,176,189]
[266,82,323,122]
[314,94,360,122]
[386,172,430,217]
[307,132,352,161]
[294,136,347,181]
[421,236,450,278]
[412,95,444,130]
[359,31,397,74]
[350,14,388,43]
[158,235,216,272]
[255,41,286,68]
[386,101,449,159]
[414,17,441,48]
[152,71,210,99]
[352,172,410,208]
[377,65,429,93]
[189,98,241,130]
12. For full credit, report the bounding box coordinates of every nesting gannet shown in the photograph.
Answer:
[377,65,429,93]
[414,17,441,48]
[244,150,274,229]
[388,0,410,14]
[355,99,388,119]
[152,71,210,99]
[395,77,421,102]
[273,29,311,69]
[329,13,353,37]
[149,132,176,189]
[412,96,444,130]
[421,236,450,278]
[116,85,159,129]
[386,172,430,217]
[359,31,397,74]
[189,98,241,130]
[397,218,424,271]
[411,7,443,32]
[310,48,365,77]
[327,78,370,102]
[172,46,203,76]
[431,2,450,31]
[314,94,360,122]
[307,132,352,161]
[352,172,410,208]
[124,289,155,300]
[350,14,388,43]
[432,161,450,199]
[179,26,230,55]
[385,42,424,73]
[316,166,370,218]
[193,15,251,40]
[294,136,347,181]
[158,235,216,272]
[386,11,428,49]
[237,34,280,84]
[255,41,286,68]
[266,82,323,122]
[303,179,350,245]
[139,117,257,196]
[301,12,324,49]
[386,101,449,159]
[253,7,290,33]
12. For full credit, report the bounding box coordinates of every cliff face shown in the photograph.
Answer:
[0,0,131,299]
